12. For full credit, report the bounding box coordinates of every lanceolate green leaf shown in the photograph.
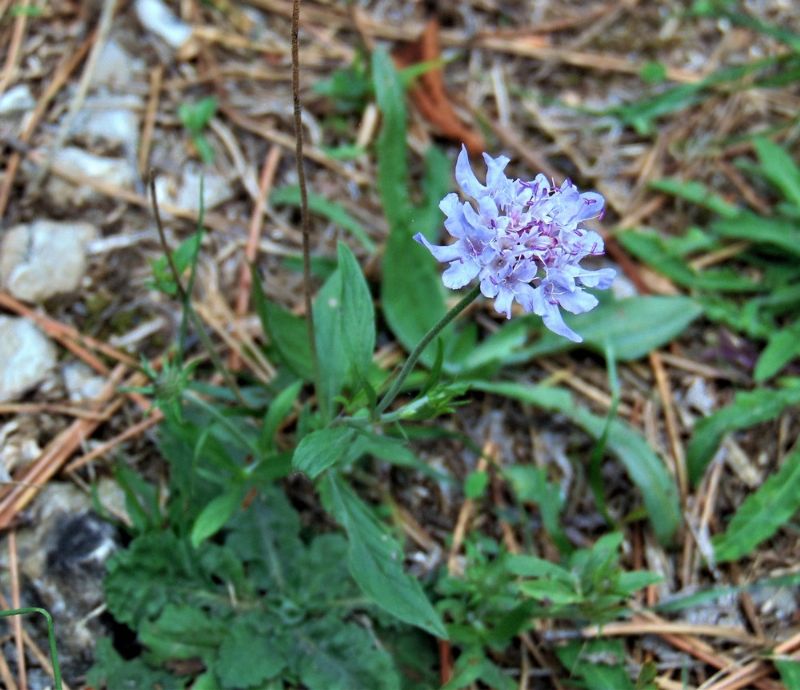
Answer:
[713,449,800,562]
[190,485,245,548]
[754,319,800,382]
[372,48,411,230]
[292,427,357,479]
[337,242,375,380]
[271,185,376,253]
[321,474,447,638]
[374,48,450,368]
[687,385,800,484]
[754,137,800,208]
[313,270,348,419]
[650,178,740,218]
[776,659,800,690]
[507,296,703,363]
[382,230,448,366]
[251,269,313,380]
[711,214,800,256]
[469,381,681,544]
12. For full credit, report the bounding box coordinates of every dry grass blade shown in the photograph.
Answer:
[0,365,127,529]
[64,410,164,474]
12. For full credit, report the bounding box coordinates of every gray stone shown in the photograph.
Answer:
[0,418,42,478]
[46,147,136,206]
[154,162,233,212]
[62,362,106,402]
[72,95,142,150]
[0,317,56,402]
[135,0,192,49]
[91,39,143,89]
[1,481,119,680]
[0,220,98,301]
[0,84,35,115]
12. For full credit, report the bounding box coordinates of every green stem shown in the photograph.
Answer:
[376,284,480,415]
[0,607,62,690]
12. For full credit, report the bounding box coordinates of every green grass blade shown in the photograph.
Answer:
[687,384,800,484]
[271,185,376,253]
[469,381,681,544]
[713,448,800,562]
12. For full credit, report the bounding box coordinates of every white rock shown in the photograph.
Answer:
[62,362,106,402]
[91,39,142,88]
[0,317,57,402]
[135,0,192,49]
[154,163,233,212]
[47,146,136,205]
[72,95,142,150]
[0,84,35,115]
[0,419,42,478]
[0,220,98,302]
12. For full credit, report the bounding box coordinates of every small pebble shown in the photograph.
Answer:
[0,219,98,302]
[0,317,57,403]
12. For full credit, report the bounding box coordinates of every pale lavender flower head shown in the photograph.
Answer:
[414,145,615,342]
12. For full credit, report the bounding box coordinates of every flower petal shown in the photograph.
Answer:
[575,266,616,289]
[442,258,480,289]
[455,144,486,199]
[413,233,465,263]
[492,286,515,319]
[482,151,511,192]
[557,288,598,315]
[576,192,605,221]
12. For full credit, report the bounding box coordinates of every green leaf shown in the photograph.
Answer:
[349,431,450,480]
[251,270,313,380]
[290,616,401,690]
[224,489,301,594]
[651,178,740,218]
[506,555,573,582]
[139,604,223,663]
[618,229,760,293]
[711,214,800,256]
[372,48,453,369]
[508,296,703,363]
[372,47,410,230]
[337,242,376,380]
[469,381,681,544]
[459,319,529,372]
[292,427,357,479]
[754,137,800,208]
[271,185,376,253]
[216,617,286,689]
[617,571,663,594]
[776,659,800,690]
[382,229,449,367]
[87,638,183,690]
[321,474,447,638]
[503,465,570,552]
[556,640,635,690]
[713,448,800,562]
[687,386,800,484]
[178,96,218,134]
[464,470,489,499]
[191,485,245,548]
[313,269,348,418]
[442,650,516,690]
[148,231,203,296]
[260,380,303,453]
[408,145,452,242]
[755,319,800,381]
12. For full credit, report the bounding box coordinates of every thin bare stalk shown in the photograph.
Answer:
[148,172,248,407]
[291,0,319,380]
[377,285,481,415]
